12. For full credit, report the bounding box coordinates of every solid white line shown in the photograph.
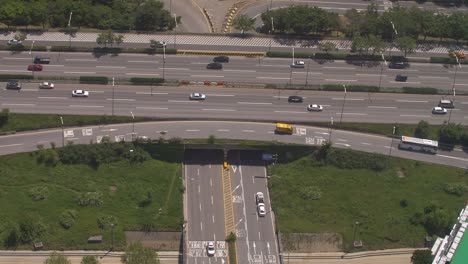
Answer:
[0,143,23,148]
[223,69,256,73]
[2,57,30,60]
[332,98,364,101]
[396,100,428,103]
[136,92,168,95]
[324,66,356,70]
[2,103,35,106]
[454,83,468,86]
[202,108,236,111]
[274,110,307,114]
[335,112,367,115]
[66,59,97,62]
[126,73,159,76]
[436,154,468,162]
[106,98,135,101]
[242,130,255,133]
[64,71,96,74]
[38,96,67,99]
[69,105,104,108]
[43,65,64,67]
[361,142,372,145]
[368,106,397,109]
[325,79,358,82]
[136,107,168,110]
[186,129,200,132]
[238,102,272,105]
[191,75,224,78]
[217,129,230,132]
[356,74,385,77]
[418,76,449,79]
[400,114,430,117]
[96,66,126,69]
[168,100,198,103]
[127,60,158,63]
[256,77,290,80]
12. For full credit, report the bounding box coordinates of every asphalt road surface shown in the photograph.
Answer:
[1,83,467,125]
[229,150,280,264]
[2,51,467,90]
[185,149,228,263]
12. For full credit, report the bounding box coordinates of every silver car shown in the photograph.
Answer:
[307,104,323,112]
[189,93,206,100]
[7,39,22,45]
[432,106,447,115]
[257,203,266,217]
[290,61,305,68]
[39,82,54,89]
[206,241,215,256]
[72,90,89,97]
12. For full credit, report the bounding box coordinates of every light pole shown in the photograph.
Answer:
[111,77,115,116]
[339,85,347,124]
[268,17,274,52]
[378,52,387,91]
[173,13,177,49]
[68,11,73,48]
[130,111,135,141]
[389,126,396,157]
[448,56,461,123]
[388,21,398,58]
[352,221,360,247]
[328,116,334,143]
[29,40,35,78]
[162,43,166,80]
[305,57,311,87]
[60,116,64,147]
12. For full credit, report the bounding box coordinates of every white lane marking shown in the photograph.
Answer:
[256,77,290,80]
[65,59,97,61]
[217,129,230,132]
[186,129,200,132]
[389,81,421,84]
[325,79,358,82]
[38,97,67,99]
[418,76,449,79]
[332,98,365,101]
[0,143,23,148]
[106,98,136,101]
[361,142,372,145]
[448,71,468,74]
[274,110,307,114]
[205,94,235,97]
[64,71,96,74]
[335,142,351,147]
[168,100,198,103]
[324,66,356,70]
[0,70,29,73]
[293,72,323,75]
[400,114,430,117]
[43,65,64,67]
[127,60,158,63]
[213,215,215,223]
[163,67,190,70]
[242,130,255,133]
[396,100,428,103]
[190,75,224,78]
[202,108,236,111]
[96,66,126,69]
[258,232,261,240]
[335,112,367,115]
[2,57,31,60]
[388,69,419,72]
[435,155,468,162]
[2,103,35,106]
[257,64,289,67]
[211,196,213,205]
[368,106,397,109]
[136,107,168,110]
[200,222,203,231]
[136,92,168,95]
[272,96,288,99]
[356,74,386,77]
[454,83,468,86]
[69,105,104,108]
[126,73,160,76]
[315,132,329,135]
[223,69,256,73]
[91,91,104,93]
[238,102,272,105]
[19,89,38,92]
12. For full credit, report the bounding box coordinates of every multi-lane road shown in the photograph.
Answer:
[2,51,467,90]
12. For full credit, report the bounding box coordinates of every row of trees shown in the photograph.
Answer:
[0,0,178,31]
[414,121,468,146]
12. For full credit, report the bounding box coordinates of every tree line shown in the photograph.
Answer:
[0,0,177,31]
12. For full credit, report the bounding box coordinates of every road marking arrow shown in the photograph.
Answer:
[267,242,271,254]
[231,165,237,173]
[253,242,256,255]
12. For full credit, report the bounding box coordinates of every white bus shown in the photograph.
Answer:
[398,136,438,154]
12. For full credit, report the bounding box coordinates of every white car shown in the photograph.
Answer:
[206,241,215,256]
[307,104,323,112]
[290,61,305,68]
[189,93,206,100]
[256,192,264,204]
[72,90,89,97]
[7,39,22,45]
[432,106,447,115]
[257,203,266,217]
[39,82,54,89]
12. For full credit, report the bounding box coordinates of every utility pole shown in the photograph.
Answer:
[60,116,64,147]
[305,58,311,87]
[112,77,115,116]
[68,11,73,48]
[268,17,274,52]
[448,56,460,123]
[339,85,347,124]
[173,14,177,49]
[389,126,396,157]
[29,40,35,78]
[162,43,166,80]
[130,111,135,141]
[388,21,398,58]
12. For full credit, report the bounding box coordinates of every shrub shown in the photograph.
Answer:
[50,46,84,52]
[168,137,183,144]
[443,182,468,196]
[402,87,438,94]
[430,57,468,64]
[321,84,379,92]
[299,186,322,200]
[461,132,468,147]
[0,108,10,127]
[97,215,117,229]
[59,210,78,229]
[130,77,164,84]
[207,135,216,144]
[400,199,408,208]
[438,123,464,145]
[79,76,108,84]
[266,51,314,58]
[76,192,103,207]
[18,214,46,243]
[226,232,237,243]
[325,149,388,171]
[0,74,34,80]
[28,186,49,201]
[414,120,430,139]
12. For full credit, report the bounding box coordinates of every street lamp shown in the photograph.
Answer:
[130,111,135,141]
[339,85,347,124]
[60,116,64,147]
[111,77,115,116]
[389,126,396,157]
[268,17,274,52]
[68,11,73,48]
[448,56,461,123]
[29,40,35,78]
[379,52,387,91]
[388,21,398,58]
[328,116,334,143]
[305,57,311,87]
[173,13,177,49]
[162,43,166,80]
[352,221,360,247]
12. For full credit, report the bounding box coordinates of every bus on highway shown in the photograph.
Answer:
[398,136,438,154]
[275,123,293,134]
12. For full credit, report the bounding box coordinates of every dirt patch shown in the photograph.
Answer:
[282,233,342,253]
[109,185,117,192]
[396,168,406,178]
[125,231,181,251]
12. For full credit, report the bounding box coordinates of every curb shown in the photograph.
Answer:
[177,49,264,56]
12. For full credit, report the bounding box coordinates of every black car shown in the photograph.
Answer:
[207,62,223,70]
[388,61,407,69]
[288,95,303,103]
[34,56,51,64]
[213,56,229,63]
[395,74,408,82]
[6,80,21,90]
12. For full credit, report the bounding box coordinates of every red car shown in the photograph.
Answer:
[27,64,43,71]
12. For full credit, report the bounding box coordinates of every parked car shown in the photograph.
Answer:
[189,93,206,100]
[395,74,408,82]
[213,56,229,63]
[39,82,54,89]
[307,104,323,112]
[288,95,303,103]
[432,106,447,115]
[257,203,266,217]
[7,39,22,45]
[388,61,407,69]
[206,241,215,256]
[72,90,89,97]
[206,62,223,70]
[6,80,21,90]
[290,61,305,68]
[27,64,43,71]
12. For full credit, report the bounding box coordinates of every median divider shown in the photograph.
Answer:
[177,49,264,57]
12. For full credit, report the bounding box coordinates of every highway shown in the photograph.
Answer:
[229,150,280,264]
[2,51,467,90]
[185,149,228,263]
[1,82,467,125]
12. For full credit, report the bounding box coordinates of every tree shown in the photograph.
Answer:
[121,242,160,264]
[394,36,416,57]
[232,14,255,34]
[439,123,464,145]
[81,256,100,264]
[0,109,10,128]
[414,120,430,139]
[318,42,337,54]
[134,0,174,31]
[96,31,117,47]
[44,252,71,264]
[114,34,125,47]
[411,250,432,264]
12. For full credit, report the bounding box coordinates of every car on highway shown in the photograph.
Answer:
[7,39,22,45]
[288,95,303,103]
[256,192,264,204]
[27,64,43,71]
[257,203,266,217]
[39,82,54,89]
[438,99,454,109]
[290,61,305,68]
[206,241,215,256]
[149,40,166,48]
[388,61,407,69]
[395,74,408,82]
[206,62,223,70]
[213,56,229,63]
[72,90,89,97]
[189,93,206,100]
[432,106,447,115]
[6,80,21,90]
[34,56,51,64]
[307,104,323,112]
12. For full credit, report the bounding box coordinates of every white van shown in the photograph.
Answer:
[438,99,454,109]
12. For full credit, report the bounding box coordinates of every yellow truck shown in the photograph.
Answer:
[275,123,293,134]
